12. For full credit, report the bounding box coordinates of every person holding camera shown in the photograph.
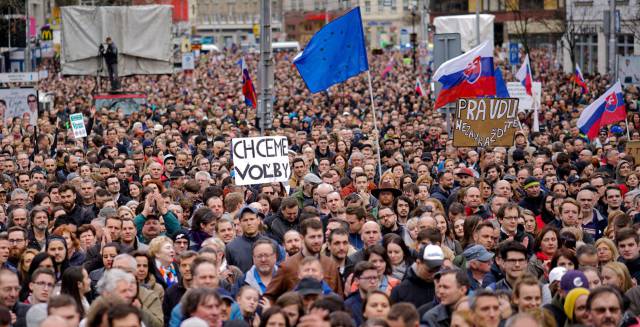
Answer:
[99,36,119,90]
[134,192,181,245]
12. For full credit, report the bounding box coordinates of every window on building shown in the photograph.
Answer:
[520,0,543,9]
[403,0,409,10]
[617,34,634,56]
[576,34,598,74]
[365,0,371,12]
[391,0,397,11]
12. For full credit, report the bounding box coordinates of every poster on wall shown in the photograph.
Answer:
[0,88,38,126]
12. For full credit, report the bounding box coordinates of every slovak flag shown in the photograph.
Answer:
[416,78,425,96]
[577,81,626,139]
[238,57,258,109]
[433,40,496,109]
[574,65,589,94]
[516,54,533,96]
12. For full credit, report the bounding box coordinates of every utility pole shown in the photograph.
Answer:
[608,0,616,75]
[325,0,329,25]
[475,0,480,46]
[258,0,273,135]
[25,0,30,72]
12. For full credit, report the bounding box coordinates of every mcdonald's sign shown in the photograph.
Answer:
[41,27,52,41]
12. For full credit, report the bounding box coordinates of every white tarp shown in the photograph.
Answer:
[60,6,173,76]
[434,14,494,52]
[507,82,542,112]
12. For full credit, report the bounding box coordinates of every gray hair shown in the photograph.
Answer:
[504,313,537,327]
[10,188,27,199]
[96,268,135,295]
[195,171,211,180]
[113,254,137,272]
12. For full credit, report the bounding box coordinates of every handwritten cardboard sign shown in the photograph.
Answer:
[453,98,520,147]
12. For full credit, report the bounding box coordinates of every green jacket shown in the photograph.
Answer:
[134,210,180,244]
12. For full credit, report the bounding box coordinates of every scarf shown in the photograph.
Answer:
[158,262,178,287]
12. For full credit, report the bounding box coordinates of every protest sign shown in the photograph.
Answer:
[232,136,291,186]
[453,98,519,147]
[626,141,640,165]
[507,82,541,112]
[70,113,87,139]
[0,88,38,126]
[93,93,147,115]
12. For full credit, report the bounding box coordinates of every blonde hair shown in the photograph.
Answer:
[603,261,633,292]
[148,235,173,258]
[595,237,619,263]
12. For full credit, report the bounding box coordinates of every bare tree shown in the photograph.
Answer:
[536,2,594,72]
[504,0,534,55]
[620,7,640,42]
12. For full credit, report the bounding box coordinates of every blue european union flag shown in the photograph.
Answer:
[495,67,510,97]
[293,7,369,93]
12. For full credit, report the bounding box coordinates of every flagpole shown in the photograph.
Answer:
[366,70,384,181]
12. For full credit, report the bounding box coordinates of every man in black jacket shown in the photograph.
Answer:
[100,36,119,90]
[390,244,443,309]
[59,184,95,226]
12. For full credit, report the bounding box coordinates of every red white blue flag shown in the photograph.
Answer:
[433,40,496,109]
[516,54,533,96]
[577,81,626,139]
[574,65,589,94]
[416,78,425,96]
[238,57,258,109]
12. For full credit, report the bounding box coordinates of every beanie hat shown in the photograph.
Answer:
[563,287,590,321]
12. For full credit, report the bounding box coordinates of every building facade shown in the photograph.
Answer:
[563,0,639,75]
[430,0,565,47]
[194,0,284,48]
[283,0,420,49]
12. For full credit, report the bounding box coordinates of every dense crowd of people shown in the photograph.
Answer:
[0,43,639,327]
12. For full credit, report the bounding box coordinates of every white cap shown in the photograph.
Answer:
[421,244,444,268]
[549,266,567,283]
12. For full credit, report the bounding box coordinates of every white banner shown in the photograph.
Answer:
[182,52,195,71]
[0,72,39,83]
[70,113,87,138]
[232,136,291,186]
[506,82,541,112]
[0,88,38,126]
[618,56,640,86]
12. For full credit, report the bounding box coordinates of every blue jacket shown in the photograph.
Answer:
[344,292,364,327]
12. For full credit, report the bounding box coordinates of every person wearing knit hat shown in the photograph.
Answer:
[563,287,590,326]
[519,176,545,216]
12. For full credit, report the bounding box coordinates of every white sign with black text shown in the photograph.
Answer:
[232,136,291,186]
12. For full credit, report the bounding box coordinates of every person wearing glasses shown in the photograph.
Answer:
[344,261,379,327]
[26,268,55,304]
[487,241,528,292]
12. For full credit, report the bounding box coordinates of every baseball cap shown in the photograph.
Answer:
[462,244,494,262]
[549,267,567,284]
[560,270,589,292]
[456,168,475,177]
[420,244,444,269]
[294,277,323,296]
[503,174,517,182]
[172,229,190,243]
[236,205,260,220]
[164,154,176,163]
[303,173,322,185]
[421,153,433,161]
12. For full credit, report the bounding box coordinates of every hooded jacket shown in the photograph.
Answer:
[389,265,435,308]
